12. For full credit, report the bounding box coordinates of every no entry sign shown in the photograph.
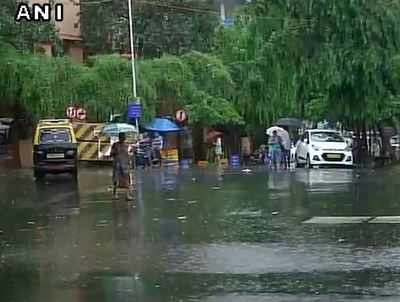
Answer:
[66,106,87,120]
[176,109,187,122]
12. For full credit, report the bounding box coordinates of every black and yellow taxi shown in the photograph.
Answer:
[33,119,78,179]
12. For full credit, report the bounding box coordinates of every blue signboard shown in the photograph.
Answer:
[223,17,234,28]
[127,103,142,119]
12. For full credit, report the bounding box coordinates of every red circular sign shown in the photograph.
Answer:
[66,106,87,120]
[76,108,87,120]
[66,106,75,119]
[176,110,187,122]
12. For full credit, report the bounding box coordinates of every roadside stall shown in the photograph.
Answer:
[143,118,182,166]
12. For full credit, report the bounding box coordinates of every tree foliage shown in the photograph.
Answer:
[214,0,400,129]
[80,0,218,57]
[4,0,400,137]
[0,46,241,126]
[0,0,61,54]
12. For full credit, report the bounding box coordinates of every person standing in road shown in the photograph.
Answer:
[268,130,282,170]
[281,132,292,170]
[137,133,152,170]
[152,132,163,167]
[242,138,251,166]
[258,144,267,165]
[136,134,144,168]
[111,132,133,200]
[215,137,223,164]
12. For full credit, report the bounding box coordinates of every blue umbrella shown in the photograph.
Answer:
[102,123,138,136]
[144,118,181,132]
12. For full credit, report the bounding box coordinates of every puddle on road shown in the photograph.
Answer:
[202,294,400,302]
[303,216,373,224]
[227,210,263,217]
[1,167,400,301]
[163,243,400,274]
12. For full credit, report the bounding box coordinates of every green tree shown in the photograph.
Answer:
[0,0,61,54]
[80,0,218,57]
[214,0,400,132]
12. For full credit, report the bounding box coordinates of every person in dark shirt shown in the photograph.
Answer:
[138,133,152,170]
[152,132,163,167]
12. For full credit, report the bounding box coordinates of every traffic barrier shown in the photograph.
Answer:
[73,122,108,142]
[198,161,208,167]
[78,142,112,161]
[73,122,112,162]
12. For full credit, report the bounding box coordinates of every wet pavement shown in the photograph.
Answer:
[1,165,400,301]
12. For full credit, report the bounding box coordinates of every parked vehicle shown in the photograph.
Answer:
[391,135,400,148]
[33,119,78,179]
[296,129,353,168]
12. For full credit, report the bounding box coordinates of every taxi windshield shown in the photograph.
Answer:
[40,128,71,144]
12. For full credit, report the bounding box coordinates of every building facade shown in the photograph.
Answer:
[30,0,83,63]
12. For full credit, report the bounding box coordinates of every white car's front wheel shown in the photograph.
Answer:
[305,154,313,169]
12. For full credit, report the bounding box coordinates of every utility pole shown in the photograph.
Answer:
[127,0,140,131]
[220,0,226,25]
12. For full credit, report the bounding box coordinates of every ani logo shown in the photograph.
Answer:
[15,3,63,22]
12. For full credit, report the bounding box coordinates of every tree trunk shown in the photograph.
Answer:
[354,126,361,164]
[379,126,394,160]
[361,122,368,163]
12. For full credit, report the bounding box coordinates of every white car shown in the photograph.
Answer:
[296,129,353,168]
[391,135,400,148]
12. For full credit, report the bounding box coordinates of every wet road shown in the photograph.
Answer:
[1,165,400,301]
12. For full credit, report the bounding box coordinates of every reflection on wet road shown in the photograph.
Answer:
[1,166,400,301]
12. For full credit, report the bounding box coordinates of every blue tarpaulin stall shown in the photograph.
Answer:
[143,118,182,166]
[143,118,181,133]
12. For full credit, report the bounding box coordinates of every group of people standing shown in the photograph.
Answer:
[267,130,292,170]
[242,130,293,169]
[136,132,163,169]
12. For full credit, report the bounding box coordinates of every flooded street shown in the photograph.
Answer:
[1,166,400,301]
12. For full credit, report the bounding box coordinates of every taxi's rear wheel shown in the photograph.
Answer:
[71,168,78,181]
[34,169,45,180]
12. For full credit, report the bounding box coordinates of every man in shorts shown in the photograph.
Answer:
[111,132,133,200]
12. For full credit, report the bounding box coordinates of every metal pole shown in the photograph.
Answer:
[127,0,140,131]
[128,0,137,99]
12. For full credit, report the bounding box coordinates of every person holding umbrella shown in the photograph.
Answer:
[266,126,291,170]
[215,136,223,164]
[281,126,292,170]
[110,132,134,201]
[268,130,283,170]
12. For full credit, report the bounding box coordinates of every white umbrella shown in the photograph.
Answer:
[102,123,138,136]
[266,126,291,149]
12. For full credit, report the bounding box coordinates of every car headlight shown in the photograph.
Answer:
[345,146,352,152]
[66,150,75,156]
[311,145,320,151]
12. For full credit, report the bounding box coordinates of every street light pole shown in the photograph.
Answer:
[127,0,140,131]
